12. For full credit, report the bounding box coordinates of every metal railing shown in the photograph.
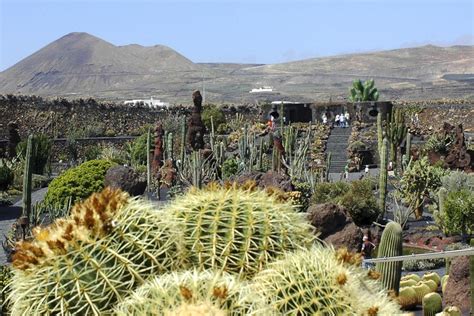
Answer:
[363,247,474,264]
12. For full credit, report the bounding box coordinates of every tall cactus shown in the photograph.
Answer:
[406,132,412,159]
[377,112,383,158]
[379,138,388,218]
[180,115,186,164]
[166,132,174,162]
[146,128,152,192]
[20,135,33,237]
[386,108,407,170]
[325,152,332,182]
[375,221,403,295]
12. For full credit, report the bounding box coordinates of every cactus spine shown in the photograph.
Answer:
[422,292,442,316]
[20,134,33,237]
[379,138,388,217]
[376,221,403,295]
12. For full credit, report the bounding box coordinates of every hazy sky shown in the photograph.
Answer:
[0,0,473,71]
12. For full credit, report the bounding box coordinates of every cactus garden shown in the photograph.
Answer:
[0,86,473,315]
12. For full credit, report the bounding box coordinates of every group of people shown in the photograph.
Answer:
[320,112,350,127]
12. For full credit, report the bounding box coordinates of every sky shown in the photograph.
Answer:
[0,0,473,71]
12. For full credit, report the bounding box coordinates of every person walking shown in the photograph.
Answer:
[361,235,376,269]
[339,113,346,128]
[344,112,350,127]
[335,114,340,127]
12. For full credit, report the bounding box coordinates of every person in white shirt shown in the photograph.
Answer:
[339,113,345,128]
[335,114,340,127]
[344,112,350,127]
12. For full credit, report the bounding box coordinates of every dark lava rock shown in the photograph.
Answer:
[234,170,294,192]
[104,165,146,196]
[307,203,363,252]
[443,256,470,313]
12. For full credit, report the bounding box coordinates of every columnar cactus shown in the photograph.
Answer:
[376,221,403,295]
[422,292,442,316]
[114,270,268,315]
[164,184,315,278]
[441,275,449,293]
[252,245,402,315]
[377,112,383,158]
[379,137,389,217]
[180,115,187,164]
[325,151,332,182]
[146,128,152,191]
[406,132,412,159]
[10,188,185,315]
[20,135,34,229]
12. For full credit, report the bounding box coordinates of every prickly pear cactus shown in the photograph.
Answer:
[165,183,315,277]
[252,245,402,315]
[422,292,442,316]
[115,270,268,315]
[10,188,185,315]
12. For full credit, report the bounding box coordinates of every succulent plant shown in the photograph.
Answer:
[397,286,418,310]
[422,292,442,316]
[165,183,315,278]
[400,279,418,288]
[376,221,403,295]
[422,272,441,286]
[435,306,461,316]
[413,283,432,305]
[252,245,402,315]
[114,270,267,316]
[441,275,449,293]
[402,274,421,283]
[10,188,185,315]
[421,279,439,292]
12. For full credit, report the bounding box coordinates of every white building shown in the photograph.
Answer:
[249,86,275,93]
[124,97,170,109]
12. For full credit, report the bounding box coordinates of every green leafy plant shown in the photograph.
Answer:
[349,79,380,102]
[312,181,350,204]
[202,104,226,132]
[43,159,115,206]
[398,157,445,219]
[339,179,380,226]
[443,189,474,237]
[129,133,148,166]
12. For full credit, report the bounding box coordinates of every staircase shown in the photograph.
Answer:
[325,127,352,174]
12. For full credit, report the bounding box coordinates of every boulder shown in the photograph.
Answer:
[307,203,349,239]
[307,203,363,252]
[443,256,470,313]
[104,165,146,196]
[325,222,363,253]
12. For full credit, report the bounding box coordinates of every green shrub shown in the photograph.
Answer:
[312,181,350,204]
[202,105,226,132]
[0,165,14,191]
[216,122,230,134]
[99,145,127,165]
[222,157,238,179]
[443,189,474,236]
[44,159,115,206]
[17,134,52,175]
[84,145,101,161]
[441,171,474,192]
[130,133,148,166]
[339,179,379,225]
[348,140,367,152]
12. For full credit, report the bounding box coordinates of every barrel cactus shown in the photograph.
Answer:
[413,283,432,305]
[10,188,185,315]
[422,279,439,292]
[402,274,421,283]
[376,221,403,295]
[252,245,402,315]
[435,306,461,316]
[397,286,417,310]
[422,292,442,316]
[115,270,268,315]
[400,279,418,288]
[422,272,441,286]
[164,183,315,278]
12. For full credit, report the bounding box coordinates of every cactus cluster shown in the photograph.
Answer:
[379,137,389,216]
[376,221,403,295]
[10,188,184,315]
[165,183,315,278]
[115,270,268,315]
[253,245,401,315]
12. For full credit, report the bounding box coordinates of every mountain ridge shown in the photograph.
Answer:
[1,32,473,103]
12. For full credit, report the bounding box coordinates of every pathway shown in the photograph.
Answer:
[325,127,352,174]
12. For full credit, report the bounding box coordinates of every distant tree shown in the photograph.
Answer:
[349,79,380,102]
